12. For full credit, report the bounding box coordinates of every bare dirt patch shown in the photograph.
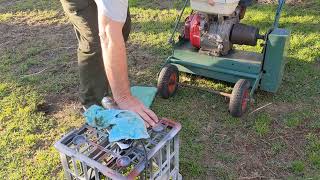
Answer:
[0,19,75,56]
[0,0,22,13]
[127,42,161,69]
[264,102,298,117]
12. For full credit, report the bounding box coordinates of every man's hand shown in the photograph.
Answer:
[116,95,159,128]
[208,0,215,6]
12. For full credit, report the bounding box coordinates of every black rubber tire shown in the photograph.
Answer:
[157,64,179,99]
[229,79,251,117]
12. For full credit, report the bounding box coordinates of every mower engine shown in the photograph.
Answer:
[184,4,263,56]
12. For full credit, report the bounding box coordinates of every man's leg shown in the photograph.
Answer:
[59,0,131,107]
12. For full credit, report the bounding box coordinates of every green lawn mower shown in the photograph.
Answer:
[157,0,290,117]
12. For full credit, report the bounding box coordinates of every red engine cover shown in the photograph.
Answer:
[184,14,201,48]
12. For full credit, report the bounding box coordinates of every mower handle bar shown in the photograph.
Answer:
[273,0,286,29]
[168,0,189,45]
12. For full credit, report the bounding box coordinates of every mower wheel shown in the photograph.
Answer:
[157,64,179,99]
[229,79,251,117]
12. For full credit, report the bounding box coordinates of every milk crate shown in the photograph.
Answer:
[54,118,182,180]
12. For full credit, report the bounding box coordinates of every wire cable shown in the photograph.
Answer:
[139,140,148,180]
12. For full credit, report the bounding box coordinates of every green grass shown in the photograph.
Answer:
[215,151,238,163]
[290,160,305,175]
[253,113,272,136]
[306,133,320,169]
[283,111,305,128]
[0,83,62,178]
[0,0,320,179]
[271,141,287,155]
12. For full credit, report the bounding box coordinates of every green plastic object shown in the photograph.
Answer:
[260,28,290,93]
[131,86,158,108]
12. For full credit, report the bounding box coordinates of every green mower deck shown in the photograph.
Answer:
[169,40,262,90]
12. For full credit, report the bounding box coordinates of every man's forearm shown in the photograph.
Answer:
[95,2,158,126]
[99,16,131,102]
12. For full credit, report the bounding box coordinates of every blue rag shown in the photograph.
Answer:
[84,105,150,142]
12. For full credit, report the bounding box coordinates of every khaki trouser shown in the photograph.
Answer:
[60,0,131,106]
